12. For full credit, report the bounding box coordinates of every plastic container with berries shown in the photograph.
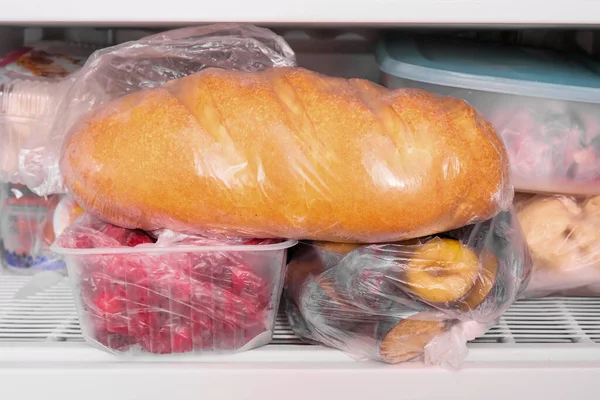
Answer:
[377,35,600,195]
[51,214,296,356]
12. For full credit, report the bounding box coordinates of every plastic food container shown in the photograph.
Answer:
[0,79,62,183]
[51,217,296,356]
[377,35,600,195]
[0,42,94,183]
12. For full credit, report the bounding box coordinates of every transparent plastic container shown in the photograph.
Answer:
[51,222,296,357]
[0,79,63,183]
[377,35,600,195]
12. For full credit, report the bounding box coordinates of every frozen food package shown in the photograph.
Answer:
[488,99,600,195]
[19,24,296,196]
[0,42,92,82]
[20,25,511,243]
[52,213,296,356]
[0,182,67,273]
[0,42,94,183]
[284,210,531,367]
[516,194,600,297]
[378,35,600,195]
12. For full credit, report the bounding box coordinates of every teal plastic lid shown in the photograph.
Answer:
[377,35,600,103]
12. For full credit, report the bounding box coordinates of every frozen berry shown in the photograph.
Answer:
[94,292,123,315]
[60,214,275,355]
[126,230,155,247]
[141,335,172,354]
[171,325,194,353]
[98,224,131,244]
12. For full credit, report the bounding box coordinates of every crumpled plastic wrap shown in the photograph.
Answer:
[0,42,94,183]
[19,23,296,195]
[53,213,295,355]
[284,210,531,368]
[516,193,600,297]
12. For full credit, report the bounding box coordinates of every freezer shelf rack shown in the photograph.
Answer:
[2,272,600,346]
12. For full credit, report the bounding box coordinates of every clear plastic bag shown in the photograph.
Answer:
[20,25,511,243]
[0,42,95,184]
[19,24,296,195]
[53,213,295,356]
[516,193,600,297]
[284,210,531,367]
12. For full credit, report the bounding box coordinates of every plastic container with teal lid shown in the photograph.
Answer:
[377,35,600,195]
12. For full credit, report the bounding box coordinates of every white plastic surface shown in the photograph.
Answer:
[1,0,600,25]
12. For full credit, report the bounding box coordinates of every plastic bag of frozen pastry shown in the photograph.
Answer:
[284,210,531,367]
[19,23,296,195]
[23,26,512,242]
[516,193,600,297]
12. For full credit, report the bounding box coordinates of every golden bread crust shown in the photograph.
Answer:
[61,67,510,242]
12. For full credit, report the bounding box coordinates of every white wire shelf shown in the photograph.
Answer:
[3,273,600,346]
[2,270,600,400]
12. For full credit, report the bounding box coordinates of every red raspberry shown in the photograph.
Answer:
[149,269,193,302]
[141,335,171,354]
[126,283,151,305]
[94,292,123,315]
[104,314,131,336]
[230,264,270,308]
[98,224,130,244]
[103,256,130,281]
[125,230,155,247]
[58,231,117,249]
[171,325,194,353]
[71,235,94,249]
[123,309,151,337]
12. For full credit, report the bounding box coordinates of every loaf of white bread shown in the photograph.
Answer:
[60,67,511,242]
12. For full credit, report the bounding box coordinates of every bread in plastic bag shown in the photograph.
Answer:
[27,55,512,243]
[284,210,531,367]
[19,23,296,196]
[53,213,294,355]
[516,193,600,297]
